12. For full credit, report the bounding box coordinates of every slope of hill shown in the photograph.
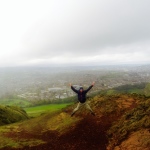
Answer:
[107,95,150,150]
[0,105,29,126]
[0,98,32,107]
[0,93,149,150]
[144,82,150,96]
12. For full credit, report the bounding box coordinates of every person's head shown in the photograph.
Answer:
[79,87,83,92]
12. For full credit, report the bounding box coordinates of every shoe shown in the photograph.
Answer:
[91,112,95,116]
[71,112,75,117]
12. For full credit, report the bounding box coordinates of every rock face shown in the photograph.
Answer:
[113,129,150,150]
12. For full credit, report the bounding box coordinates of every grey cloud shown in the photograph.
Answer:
[1,0,150,67]
[21,0,150,59]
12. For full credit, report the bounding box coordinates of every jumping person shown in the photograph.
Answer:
[69,82,95,116]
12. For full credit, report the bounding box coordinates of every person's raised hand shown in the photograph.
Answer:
[69,83,72,87]
[92,81,95,86]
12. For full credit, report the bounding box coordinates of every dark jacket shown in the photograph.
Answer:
[71,85,93,103]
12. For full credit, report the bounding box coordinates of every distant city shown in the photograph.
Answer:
[0,65,150,102]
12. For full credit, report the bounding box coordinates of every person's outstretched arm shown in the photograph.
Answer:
[85,82,95,93]
[69,83,78,93]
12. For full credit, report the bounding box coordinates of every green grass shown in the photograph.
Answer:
[0,105,29,126]
[0,125,46,149]
[0,102,79,149]
[24,103,73,117]
[0,98,32,107]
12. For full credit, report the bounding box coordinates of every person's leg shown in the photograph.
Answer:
[85,103,95,116]
[71,102,82,116]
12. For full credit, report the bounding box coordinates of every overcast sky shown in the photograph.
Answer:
[0,0,150,67]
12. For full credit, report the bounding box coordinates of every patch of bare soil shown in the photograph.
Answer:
[111,129,150,150]
[2,112,121,150]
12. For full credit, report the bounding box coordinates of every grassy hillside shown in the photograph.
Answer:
[114,82,146,94]
[100,82,150,95]
[107,96,150,149]
[24,103,73,117]
[0,98,32,107]
[0,93,149,149]
[144,82,150,96]
[0,106,80,149]
[0,105,29,126]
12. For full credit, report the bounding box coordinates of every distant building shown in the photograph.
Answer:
[48,87,63,92]
[41,90,49,94]
[55,92,68,99]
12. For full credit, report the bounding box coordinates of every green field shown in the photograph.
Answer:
[24,103,73,117]
[0,98,73,117]
[0,98,32,107]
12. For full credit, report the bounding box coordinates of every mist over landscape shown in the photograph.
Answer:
[0,65,150,101]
